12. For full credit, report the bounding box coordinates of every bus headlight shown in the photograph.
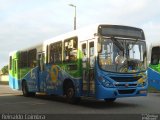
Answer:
[98,76,114,88]
[137,78,147,87]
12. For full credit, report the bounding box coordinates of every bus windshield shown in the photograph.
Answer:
[98,38,147,73]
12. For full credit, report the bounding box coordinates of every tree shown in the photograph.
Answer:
[1,65,8,75]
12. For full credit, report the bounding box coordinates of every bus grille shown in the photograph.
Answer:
[115,84,137,87]
[118,89,135,94]
[111,76,142,82]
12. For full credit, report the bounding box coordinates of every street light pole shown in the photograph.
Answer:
[69,4,76,30]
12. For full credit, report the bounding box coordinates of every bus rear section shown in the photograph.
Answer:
[9,45,42,93]
[9,51,21,90]
[148,46,160,91]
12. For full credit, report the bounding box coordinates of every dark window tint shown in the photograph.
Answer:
[151,47,160,65]
[28,49,37,68]
[20,51,28,68]
[9,56,12,70]
[50,41,62,64]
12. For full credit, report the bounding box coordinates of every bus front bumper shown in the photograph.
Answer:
[96,84,148,99]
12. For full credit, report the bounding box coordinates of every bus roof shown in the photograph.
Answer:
[43,23,144,46]
[21,43,42,52]
[43,24,100,46]
[9,43,43,55]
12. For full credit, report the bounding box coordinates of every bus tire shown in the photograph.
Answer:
[104,98,116,103]
[22,81,35,97]
[65,83,80,104]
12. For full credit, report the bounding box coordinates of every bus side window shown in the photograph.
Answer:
[38,53,45,71]
[14,60,17,74]
[49,41,62,64]
[9,56,12,70]
[49,44,54,63]
[89,42,95,68]
[28,49,37,68]
[82,43,87,62]
[64,37,78,62]
[82,43,87,68]
[20,51,28,68]
[151,47,160,65]
[151,55,159,65]
[46,45,49,64]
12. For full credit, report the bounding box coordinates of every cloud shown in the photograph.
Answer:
[77,0,160,27]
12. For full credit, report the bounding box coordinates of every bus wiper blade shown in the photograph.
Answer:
[128,39,138,50]
[111,37,124,51]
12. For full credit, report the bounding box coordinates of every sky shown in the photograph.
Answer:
[0,0,160,69]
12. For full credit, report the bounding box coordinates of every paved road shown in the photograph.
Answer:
[0,85,160,119]
[0,85,160,114]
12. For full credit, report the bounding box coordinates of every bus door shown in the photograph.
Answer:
[81,40,95,96]
[38,52,46,92]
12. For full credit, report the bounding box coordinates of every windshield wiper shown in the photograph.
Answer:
[128,39,138,50]
[111,37,124,51]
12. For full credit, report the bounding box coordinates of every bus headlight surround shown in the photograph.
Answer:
[98,76,114,88]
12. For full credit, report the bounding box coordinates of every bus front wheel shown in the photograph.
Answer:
[65,84,80,104]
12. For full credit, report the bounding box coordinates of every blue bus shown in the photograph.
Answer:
[9,24,148,103]
[148,42,160,91]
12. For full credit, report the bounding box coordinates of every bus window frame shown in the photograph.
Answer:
[151,46,160,65]
[9,56,12,70]
[49,41,62,64]
[19,51,28,68]
[28,49,37,68]
[63,37,78,62]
